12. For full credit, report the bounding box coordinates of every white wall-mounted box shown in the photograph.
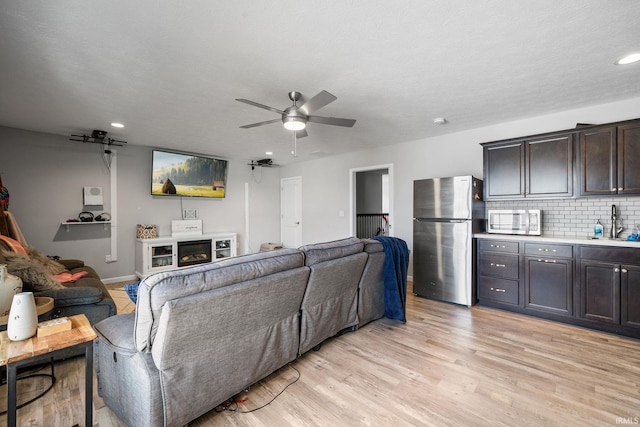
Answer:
[83,186,104,205]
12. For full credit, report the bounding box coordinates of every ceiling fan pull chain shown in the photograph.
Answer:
[291,131,297,157]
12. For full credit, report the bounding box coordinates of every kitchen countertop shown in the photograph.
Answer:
[474,233,640,248]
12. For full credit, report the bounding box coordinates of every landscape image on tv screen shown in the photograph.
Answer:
[151,150,228,198]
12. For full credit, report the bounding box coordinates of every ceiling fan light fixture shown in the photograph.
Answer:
[283,116,306,131]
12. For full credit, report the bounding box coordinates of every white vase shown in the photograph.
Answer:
[0,264,23,316]
[7,291,37,341]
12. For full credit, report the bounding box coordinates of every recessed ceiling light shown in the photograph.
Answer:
[265,151,273,156]
[433,117,447,125]
[110,122,125,128]
[615,53,640,65]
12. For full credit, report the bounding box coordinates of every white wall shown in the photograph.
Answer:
[0,127,281,280]
[280,96,640,275]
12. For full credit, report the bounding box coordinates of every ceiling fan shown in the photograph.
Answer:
[236,90,356,138]
[248,158,280,170]
[69,129,127,146]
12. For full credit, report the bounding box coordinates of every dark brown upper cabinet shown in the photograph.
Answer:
[484,141,524,199]
[578,122,640,196]
[617,122,640,195]
[483,134,573,200]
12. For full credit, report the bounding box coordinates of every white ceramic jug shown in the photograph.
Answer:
[0,264,23,316]
[7,291,37,341]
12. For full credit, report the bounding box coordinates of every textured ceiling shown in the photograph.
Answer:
[1,1,639,164]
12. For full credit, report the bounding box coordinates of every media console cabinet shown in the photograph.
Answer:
[135,232,237,278]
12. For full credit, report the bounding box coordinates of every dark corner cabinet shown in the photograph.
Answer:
[477,237,640,339]
[482,118,640,200]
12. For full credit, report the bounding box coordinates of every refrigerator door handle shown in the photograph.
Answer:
[414,218,468,223]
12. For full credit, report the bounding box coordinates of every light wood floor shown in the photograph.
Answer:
[2,282,640,426]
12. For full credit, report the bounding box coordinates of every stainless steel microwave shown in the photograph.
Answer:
[487,209,541,235]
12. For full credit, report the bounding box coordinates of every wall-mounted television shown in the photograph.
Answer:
[151,149,228,198]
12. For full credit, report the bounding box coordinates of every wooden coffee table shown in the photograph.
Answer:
[0,314,97,427]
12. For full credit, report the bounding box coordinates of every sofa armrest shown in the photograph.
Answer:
[57,259,85,269]
[95,313,137,355]
[36,286,103,306]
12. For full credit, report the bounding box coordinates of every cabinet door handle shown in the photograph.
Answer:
[490,287,506,293]
[538,248,556,252]
[618,187,624,191]
[614,267,620,273]
[621,268,628,273]
[490,244,506,249]
[490,263,506,268]
[612,187,616,192]
[538,259,556,263]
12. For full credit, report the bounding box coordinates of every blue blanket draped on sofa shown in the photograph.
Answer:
[372,236,409,322]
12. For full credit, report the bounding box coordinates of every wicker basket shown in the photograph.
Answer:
[136,224,158,239]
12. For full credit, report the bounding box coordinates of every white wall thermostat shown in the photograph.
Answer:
[83,186,104,205]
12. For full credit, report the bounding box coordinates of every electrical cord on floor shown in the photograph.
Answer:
[215,363,301,414]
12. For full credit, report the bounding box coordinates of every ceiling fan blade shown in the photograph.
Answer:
[298,90,337,115]
[307,115,356,127]
[239,118,282,129]
[236,98,285,115]
[296,128,308,138]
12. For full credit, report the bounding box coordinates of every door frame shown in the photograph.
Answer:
[349,163,394,237]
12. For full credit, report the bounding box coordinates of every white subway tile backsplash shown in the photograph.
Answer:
[486,196,640,239]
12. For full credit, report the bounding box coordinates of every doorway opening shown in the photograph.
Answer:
[350,164,393,238]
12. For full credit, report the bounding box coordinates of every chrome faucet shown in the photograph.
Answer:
[611,204,624,239]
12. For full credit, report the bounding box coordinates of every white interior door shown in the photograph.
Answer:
[281,176,302,248]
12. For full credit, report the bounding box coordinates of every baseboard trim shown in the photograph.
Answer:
[102,274,138,284]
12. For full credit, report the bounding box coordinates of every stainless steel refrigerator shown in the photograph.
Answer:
[413,176,484,307]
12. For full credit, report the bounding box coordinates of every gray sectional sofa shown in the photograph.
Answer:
[93,237,386,427]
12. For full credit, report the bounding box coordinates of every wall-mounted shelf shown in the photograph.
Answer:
[62,221,111,231]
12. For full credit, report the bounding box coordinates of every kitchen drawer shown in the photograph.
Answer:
[478,276,519,305]
[478,239,519,253]
[525,243,573,258]
[478,252,519,279]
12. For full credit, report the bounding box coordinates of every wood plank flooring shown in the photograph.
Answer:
[2,282,639,426]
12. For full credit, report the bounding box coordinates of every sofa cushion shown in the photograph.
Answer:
[299,237,364,266]
[38,285,103,306]
[134,248,305,352]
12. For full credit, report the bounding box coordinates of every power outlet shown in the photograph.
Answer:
[183,209,198,219]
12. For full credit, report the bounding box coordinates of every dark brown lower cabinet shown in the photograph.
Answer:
[620,264,640,329]
[579,260,619,324]
[476,238,640,338]
[525,257,573,316]
[578,246,640,331]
